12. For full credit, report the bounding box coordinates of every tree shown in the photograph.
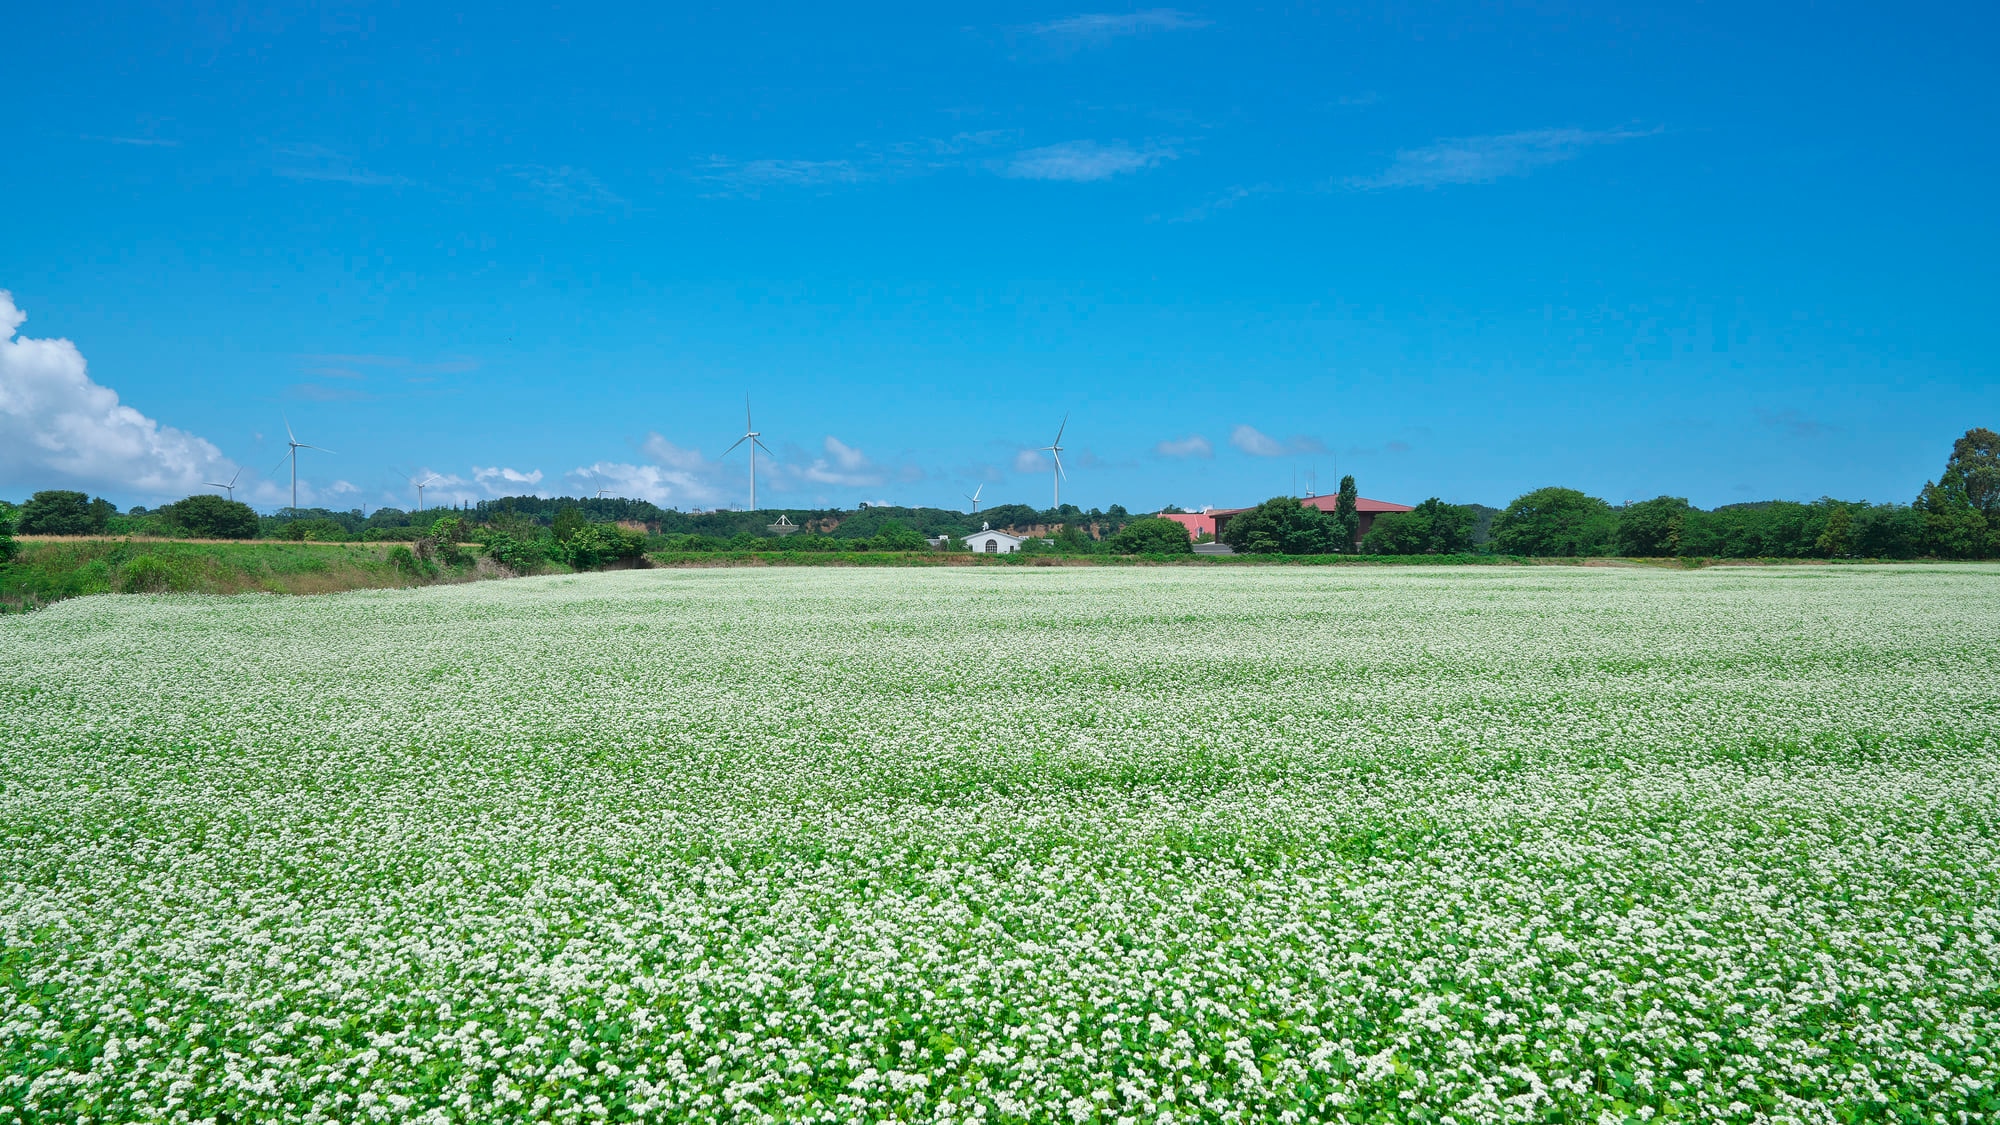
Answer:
[551,506,588,544]
[1359,498,1478,555]
[1220,496,1341,554]
[1917,427,2000,558]
[1491,488,1617,556]
[0,504,14,564]
[870,521,930,551]
[1814,506,1853,558]
[1330,475,1360,551]
[1109,516,1193,555]
[164,494,259,539]
[1616,496,1692,557]
[16,490,98,536]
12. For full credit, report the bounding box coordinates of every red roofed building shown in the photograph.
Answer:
[1156,510,1217,540]
[1209,495,1415,549]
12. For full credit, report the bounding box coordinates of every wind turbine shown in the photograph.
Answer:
[721,397,774,510]
[205,467,243,501]
[963,483,983,513]
[596,488,613,499]
[413,473,441,512]
[1039,414,1068,510]
[279,417,334,512]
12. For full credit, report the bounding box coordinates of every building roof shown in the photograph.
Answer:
[1210,496,1415,518]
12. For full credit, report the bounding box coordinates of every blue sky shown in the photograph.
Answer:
[2,2,1995,513]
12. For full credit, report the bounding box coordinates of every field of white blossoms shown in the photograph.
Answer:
[3,565,1998,1125]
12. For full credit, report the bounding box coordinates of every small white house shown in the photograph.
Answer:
[963,522,1027,554]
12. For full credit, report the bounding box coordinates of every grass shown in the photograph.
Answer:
[0,537,477,611]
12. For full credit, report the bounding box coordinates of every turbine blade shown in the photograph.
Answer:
[1053,451,1066,480]
[722,435,748,456]
[284,415,297,444]
[753,437,775,455]
[1053,413,1067,445]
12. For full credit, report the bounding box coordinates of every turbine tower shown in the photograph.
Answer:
[1040,414,1068,510]
[280,417,334,512]
[205,467,243,501]
[413,473,440,512]
[963,483,983,513]
[722,397,774,510]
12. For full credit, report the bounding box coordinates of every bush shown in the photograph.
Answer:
[387,545,434,580]
[1491,488,1617,557]
[1110,517,1193,555]
[163,494,260,539]
[0,506,14,564]
[16,490,106,536]
[481,531,546,574]
[562,524,647,570]
[116,554,181,593]
[281,518,347,542]
[1220,497,1342,555]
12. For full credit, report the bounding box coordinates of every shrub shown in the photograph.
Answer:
[481,531,546,574]
[1110,517,1193,555]
[163,494,260,539]
[0,505,14,564]
[387,545,434,579]
[117,555,179,593]
[282,518,347,542]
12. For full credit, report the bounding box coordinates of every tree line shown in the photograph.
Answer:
[4,427,1994,561]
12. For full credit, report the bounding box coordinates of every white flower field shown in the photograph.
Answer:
[3,565,1998,1125]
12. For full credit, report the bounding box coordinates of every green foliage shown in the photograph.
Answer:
[1616,496,1692,557]
[551,506,588,544]
[1916,428,2000,558]
[1109,516,1193,555]
[726,531,761,552]
[387,544,435,579]
[281,518,347,542]
[1360,498,1479,555]
[1051,523,1101,555]
[1330,475,1360,551]
[1492,487,1617,557]
[17,490,106,536]
[429,515,466,543]
[1221,496,1341,555]
[480,531,547,574]
[162,494,260,539]
[0,505,14,565]
[868,521,930,551]
[562,524,647,570]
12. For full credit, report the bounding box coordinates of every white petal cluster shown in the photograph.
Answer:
[3,565,1997,1124]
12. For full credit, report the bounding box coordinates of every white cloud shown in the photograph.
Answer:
[1229,424,1285,457]
[1026,9,1210,46]
[472,465,547,494]
[1014,449,1050,473]
[567,433,728,506]
[777,435,890,489]
[1154,434,1213,459]
[272,144,410,187]
[329,480,359,494]
[1354,127,1656,189]
[697,157,867,196]
[1001,141,1172,182]
[0,290,237,499]
[506,165,624,214]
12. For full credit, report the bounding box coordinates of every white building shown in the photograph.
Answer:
[962,523,1027,554]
